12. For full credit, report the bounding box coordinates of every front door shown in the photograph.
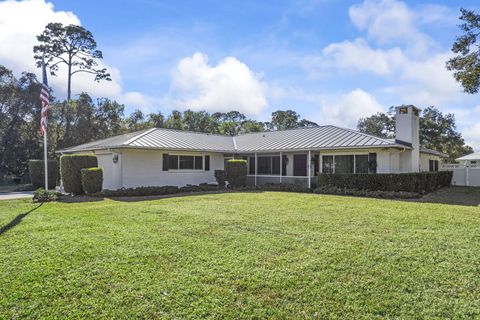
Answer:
[293,154,307,176]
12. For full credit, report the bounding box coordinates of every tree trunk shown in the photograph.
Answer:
[67,58,72,101]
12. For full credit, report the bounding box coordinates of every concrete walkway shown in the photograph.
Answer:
[0,191,33,201]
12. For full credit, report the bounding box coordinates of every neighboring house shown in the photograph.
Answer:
[456,152,480,165]
[57,105,447,190]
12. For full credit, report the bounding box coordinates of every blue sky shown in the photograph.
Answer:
[0,0,479,150]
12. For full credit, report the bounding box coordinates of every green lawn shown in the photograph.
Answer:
[1,192,479,319]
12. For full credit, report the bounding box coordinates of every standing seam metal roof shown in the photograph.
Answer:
[57,125,411,153]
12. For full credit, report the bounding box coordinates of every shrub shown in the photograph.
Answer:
[28,159,58,189]
[179,183,221,193]
[60,154,98,195]
[81,168,103,194]
[214,170,227,188]
[313,185,421,199]
[33,188,60,202]
[260,183,311,193]
[225,159,247,187]
[98,185,180,197]
[316,171,452,193]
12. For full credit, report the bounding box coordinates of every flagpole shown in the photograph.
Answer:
[44,120,48,191]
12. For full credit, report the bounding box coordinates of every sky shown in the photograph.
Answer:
[0,0,479,150]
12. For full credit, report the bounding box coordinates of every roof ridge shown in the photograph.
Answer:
[150,127,234,138]
[125,128,157,145]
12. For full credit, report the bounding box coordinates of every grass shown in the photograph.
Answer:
[1,192,479,319]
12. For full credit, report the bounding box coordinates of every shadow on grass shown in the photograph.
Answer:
[0,203,43,236]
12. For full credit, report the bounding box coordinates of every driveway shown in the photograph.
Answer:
[0,191,33,201]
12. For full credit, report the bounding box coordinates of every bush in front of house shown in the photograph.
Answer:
[316,171,453,193]
[81,168,103,194]
[98,185,180,197]
[60,154,98,195]
[260,183,312,193]
[313,185,421,199]
[32,188,60,202]
[28,159,58,189]
[225,159,247,187]
[214,170,227,188]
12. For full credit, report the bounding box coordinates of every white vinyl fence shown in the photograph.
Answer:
[441,164,480,187]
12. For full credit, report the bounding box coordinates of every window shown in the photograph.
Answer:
[322,154,373,174]
[355,155,369,174]
[249,157,255,174]
[335,155,354,174]
[164,155,204,170]
[322,156,334,173]
[168,155,179,170]
[248,156,281,175]
[429,159,439,172]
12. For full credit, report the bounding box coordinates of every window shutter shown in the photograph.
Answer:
[368,153,377,174]
[205,155,210,171]
[162,154,169,171]
[313,154,319,176]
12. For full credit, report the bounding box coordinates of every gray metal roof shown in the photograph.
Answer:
[456,152,480,161]
[420,147,449,158]
[58,125,411,154]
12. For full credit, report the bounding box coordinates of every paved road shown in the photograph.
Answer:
[0,191,33,201]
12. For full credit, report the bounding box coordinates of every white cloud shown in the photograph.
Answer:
[0,0,151,110]
[320,38,405,75]
[167,52,268,115]
[463,123,480,152]
[348,0,434,54]
[318,89,383,128]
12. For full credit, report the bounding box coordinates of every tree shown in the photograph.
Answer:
[446,9,480,94]
[0,65,45,177]
[357,111,395,138]
[34,23,111,100]
[357,106,473,161]
[271,110,300,130]
[148,112,165,128]
[128,110,149,132]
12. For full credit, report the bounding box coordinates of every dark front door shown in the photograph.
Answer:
[293,154,307,176]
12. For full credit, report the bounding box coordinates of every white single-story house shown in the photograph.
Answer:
[456,152,480,165]
[58,105,447,190]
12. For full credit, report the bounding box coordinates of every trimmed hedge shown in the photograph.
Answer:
[33,188,60,202]
[96,183,220,197]
[28,159,58,189]
[81,168,103,194]
[60,154,98,195]
[313,185,421,199]
[317,171,452,193]
[226,159,247,187]
[214,170,227,188]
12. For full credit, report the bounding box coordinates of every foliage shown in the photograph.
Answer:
[267,110,318,131]
[214,170,227,188]
[317,171,453,193]
[1,192,480,318]
[446,8,480,94]
[28,160,58,189]
[32,188,59,202]
[313,185,421,199]
[80,167,103,194]
[225,159,247,187]
[96,183,221,197]
[0,66,45,177]
[60,154,98,195]
[357,106,473,161]
[34,23,111,100]
[257,183,311,193]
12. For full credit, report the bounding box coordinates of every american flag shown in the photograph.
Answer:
[39,57,50,135]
